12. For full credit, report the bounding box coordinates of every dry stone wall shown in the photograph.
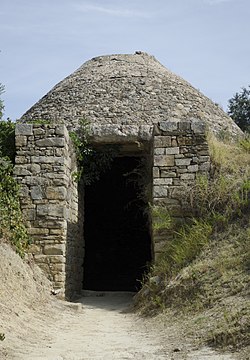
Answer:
[14,123,84,298]
[14,119,210,297]
[152,119,210,256]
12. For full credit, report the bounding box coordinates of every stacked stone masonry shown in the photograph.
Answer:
[153,119,210,256]
[14,119,210,298]
[14,123,84,298]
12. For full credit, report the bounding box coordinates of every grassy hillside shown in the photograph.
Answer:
[135,134,250,356]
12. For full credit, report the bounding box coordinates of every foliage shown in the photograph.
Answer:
[188,134,250,225]
[228,85,250,132]
[150,218,212,281]
[239,134,250,153]
[0,83,4,119]
[136,133,250,352]
[69,119,120,184]
[0,119,15,163]
[151,205,172,232]
[0,158,30,257]
[27,119,50,125]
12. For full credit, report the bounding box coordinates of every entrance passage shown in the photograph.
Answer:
[83,156,152,291]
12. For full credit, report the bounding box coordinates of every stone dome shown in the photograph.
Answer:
[21,52,241,136]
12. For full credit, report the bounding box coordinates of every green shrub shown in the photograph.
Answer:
[0,158,30,256]
[153,219,213,279]
[151,205,172,232]
[0,119,15,163]
[70,119,120,184]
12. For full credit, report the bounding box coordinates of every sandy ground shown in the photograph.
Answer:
[0,243,241,360]
[1,291,238,360]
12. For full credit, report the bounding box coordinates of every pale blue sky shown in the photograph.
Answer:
[0,0,249,120]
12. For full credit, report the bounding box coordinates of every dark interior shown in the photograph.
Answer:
[83,156,152,291]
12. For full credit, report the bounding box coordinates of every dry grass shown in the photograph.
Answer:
[135,134,250,355]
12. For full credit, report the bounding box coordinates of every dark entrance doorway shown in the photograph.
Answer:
[83,156,152,291]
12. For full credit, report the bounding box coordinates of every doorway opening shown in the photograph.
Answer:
[83,155,152,291]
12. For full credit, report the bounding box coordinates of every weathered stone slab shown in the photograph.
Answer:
[154,155,175,167]
[153,185,168,197]
[159,121,178,132]
[15,135,27,147]
[15,124,33,136]
[36,138,65,147]
[153,178,173,185]
[46,186,67,200]
[44,244,65,255]
[154,136,171,147]
[165,147,179,155]
[175,158,191,166]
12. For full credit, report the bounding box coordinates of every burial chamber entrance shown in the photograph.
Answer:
[14,121,210,298]
[83,153,153,292]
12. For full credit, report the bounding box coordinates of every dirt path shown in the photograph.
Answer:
[1,291,238,360]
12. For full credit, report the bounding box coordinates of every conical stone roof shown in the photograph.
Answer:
[21,52,241,136]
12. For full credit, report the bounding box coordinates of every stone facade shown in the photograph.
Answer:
[152,119,210,256]
[14,123,84,298]
[14,119,210,298]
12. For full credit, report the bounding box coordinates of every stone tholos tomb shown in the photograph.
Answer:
[15,52,241,299]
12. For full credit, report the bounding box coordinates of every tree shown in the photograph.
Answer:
[0,83,4,119]
[227,85,250,132]
[0,83,15,162]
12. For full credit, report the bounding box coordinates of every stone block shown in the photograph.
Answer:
[15,156,28,164]
[15,135,27,147]
[15,124,33,136]
[46,186,67,200]
[165,147,179,155]
[37,204,49,216]
[159,121,178,132]
[153,185,168,197]
[175,158,191,166]
[178,121,191,131]
[14,166,32,176]
[34,254,48,263]
[49,228,67,236]
[154,147,165,155]
[28,244,41,255]
[191,120,206,134]
[180,173,196,180]
[28,164,41,174]
[49,255,66,264]
[187,164,199,172]
[28,228,49,235]
[199,156,210,162]
[48,205,66,218]
[154,155,175,167]
[44,244,65,255]
[54,273,66,282]
[160,170,177,178]
[55,125,67,136]
[30,185,44,200]
[31,156,64,164]
[171,138,178,147]
[153,166,160,178]
[153,178,173,185]
[19,185,29,197]
[23,208,36,221]
[33,128,46,136]
[35,138,65,147]
[154,136,171,147]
